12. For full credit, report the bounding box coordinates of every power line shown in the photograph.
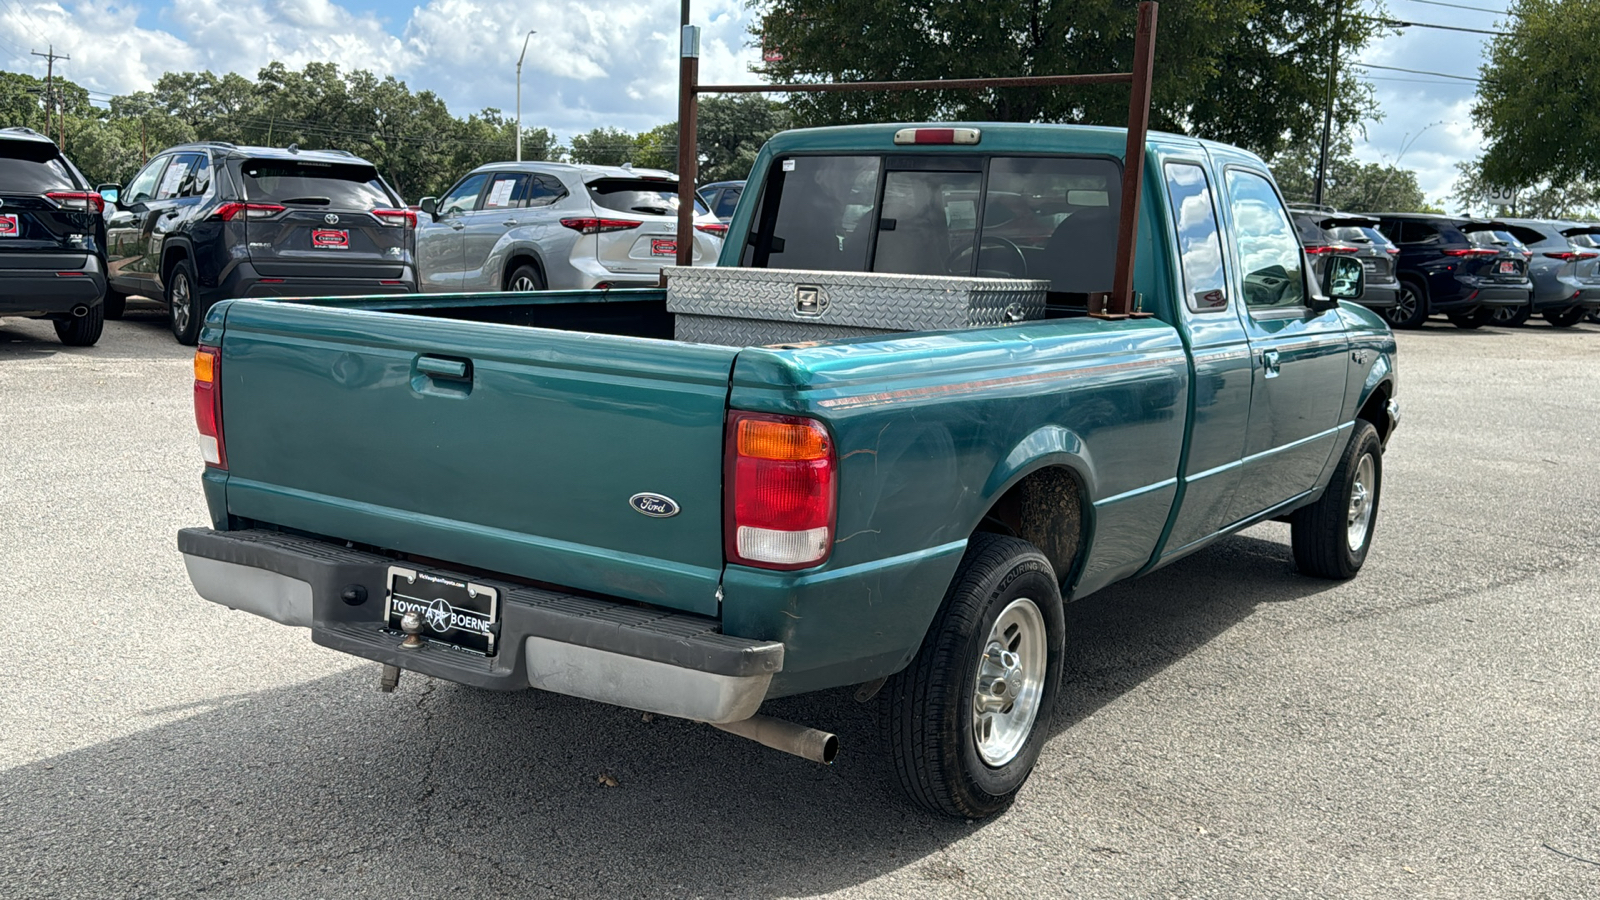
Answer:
[1354,14,1512,36]
[1397,0,1515,16]
[1355,62,1480,82]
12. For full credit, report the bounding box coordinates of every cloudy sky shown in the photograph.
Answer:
[0,0,1499,206]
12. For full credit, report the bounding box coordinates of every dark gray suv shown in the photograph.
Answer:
[101,142,417,344]
[0,127,107,345]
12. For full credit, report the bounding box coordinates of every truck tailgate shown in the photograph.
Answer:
[215,300,738,615]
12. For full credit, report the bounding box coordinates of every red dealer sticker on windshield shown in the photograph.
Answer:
[0,214,17,237]
[311,228,349,249]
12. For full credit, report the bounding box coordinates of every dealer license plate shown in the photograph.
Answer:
[385,566,499,654]
[0,214,17,237]
[1498,260,1516,275]
[651,237,677,256]
[312,228,349,249]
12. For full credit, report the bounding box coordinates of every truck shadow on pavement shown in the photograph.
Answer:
[1,531,1336,898]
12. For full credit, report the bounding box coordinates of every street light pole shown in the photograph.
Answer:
[516,30,537,161]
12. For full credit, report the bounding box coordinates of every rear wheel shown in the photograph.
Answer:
[1383,281,1428,329]
[53,302,104,346]
[1543,306,1587,328]
[505,262,545,293]
[167,259,206,346]
[1490,300,1531,327]
[1291,420,1383,579]
[1447,307,1493,329]
[884,533,1064,819]
[102,287,127,321]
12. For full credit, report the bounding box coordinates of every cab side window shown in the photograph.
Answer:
[1164,162,1229,313]
[525,175,567,207]
[155,154,200,201]
[123,158,168,206]
[1223,169,1305,311]
[179,154,211,198]
[437,172,489,217]
[481,173,527,210]
[1399,221,1438,244]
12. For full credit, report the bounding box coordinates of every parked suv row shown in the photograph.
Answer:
[0,127,107,345]
[1290,206,1399,314]
[98,142,417,344]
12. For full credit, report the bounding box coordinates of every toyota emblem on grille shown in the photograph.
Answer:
[323,213,340,225]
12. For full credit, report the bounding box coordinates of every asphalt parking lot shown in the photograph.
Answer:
[2,303,1597,899]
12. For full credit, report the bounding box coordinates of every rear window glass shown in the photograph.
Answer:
[1467,230,1526,250]
[241,160,392,209]
[588,179,708,217]
[739,154,1122,294]
[0,139,77,191]
[1327,226,1387,245]
[1293,214,1327,244]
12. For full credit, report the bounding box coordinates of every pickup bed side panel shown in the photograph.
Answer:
[214,299,739,615]
[723,320,1189,696]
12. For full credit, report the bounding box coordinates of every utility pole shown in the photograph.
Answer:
[676,0,699,267]
[32,45,70,144]
[1314,0,1339,206]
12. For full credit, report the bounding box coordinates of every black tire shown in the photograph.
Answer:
[1446,307,1492,329]
[504,262,546,292]
[1383,280,1429,329]
[883,533,1065,819]
[166,258,206,346]
[1587,309,1600,324]
[102,288,127,321]
[1543,306,1587,328]
[1291,420,1383,579]
[1489,300,1530,327]
[53,302,104,346]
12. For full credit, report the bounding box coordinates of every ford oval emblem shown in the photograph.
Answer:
[629,493,680,518]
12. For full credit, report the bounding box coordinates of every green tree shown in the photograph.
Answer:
[568,127,638,166]
[1451,158,1600,218]
[1474,0,1600,189]
[752,0,1383,160]
[1272,134,1435,212]
[696,95,789,182]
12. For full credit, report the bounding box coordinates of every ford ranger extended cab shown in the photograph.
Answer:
[177,123,1398,818]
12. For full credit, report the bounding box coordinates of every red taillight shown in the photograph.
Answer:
[372,207,417,228]
[559,217,642,235]
[1305,244,1358,255]
[1545,251,1585,261]
[1443,248,1499,257]
[1386,247,1400,255]
[695,222,729,237]
[891,127,982,145]
[46,191,105,213]
[214,202,286,222]
[725,412,837,570]
[193,347,226,469]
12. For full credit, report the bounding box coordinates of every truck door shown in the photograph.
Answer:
[1217,166,1349,521]
[1155,159,1256,557]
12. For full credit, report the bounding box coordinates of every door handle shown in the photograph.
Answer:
[1262,349,1281,377]
[416,355,470,379]
[502,219,518,227]
[450,221,465,231]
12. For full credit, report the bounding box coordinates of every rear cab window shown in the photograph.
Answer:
[240,160,393,210]
[738,153,1122,299]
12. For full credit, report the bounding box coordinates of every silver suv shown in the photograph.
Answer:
[416,162,723,293]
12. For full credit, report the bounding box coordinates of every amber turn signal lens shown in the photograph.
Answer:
[193,348,217,383]
[737,418,830,460]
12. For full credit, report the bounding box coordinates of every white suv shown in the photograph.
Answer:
[415,162,724,292]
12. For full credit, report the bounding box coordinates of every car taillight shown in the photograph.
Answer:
[695,222,729,236]
[559,217,641,235]
[46,191,105,213]
[1305,244,1358,255]
[214,202,286,221]
[891,127,982,145]
[725,411,836,570]
[372,207,417,227]
[1443,248,1499,257]
[1544,251,1588,261]
[194,347,226,469]
[1386,247,1400,254]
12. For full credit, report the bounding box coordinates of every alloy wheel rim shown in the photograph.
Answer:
[171,274,191,333]
[972,596,1048,767]
[1492,305,1519,324]
[1388,289,1417,324]
[510,275,537,291]
[1347,453,1376,552]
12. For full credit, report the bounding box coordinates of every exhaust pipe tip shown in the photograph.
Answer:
[712,714,839,765]
[71,304,89,317]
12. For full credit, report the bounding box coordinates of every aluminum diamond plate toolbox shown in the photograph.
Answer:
[665,266,1049,346]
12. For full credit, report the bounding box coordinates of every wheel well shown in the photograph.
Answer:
[503,253,544,290]
[1357,383,1393,444]
[1398,272,1427,298]
[162,245,190,284]
[974,466,1087,583]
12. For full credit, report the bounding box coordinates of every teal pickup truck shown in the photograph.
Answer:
[178,123,1398,818]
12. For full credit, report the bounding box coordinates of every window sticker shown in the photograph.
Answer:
[485,177,517,208]
[782,159,796,172]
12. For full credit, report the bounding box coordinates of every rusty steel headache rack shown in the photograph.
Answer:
[671,0,1160,320]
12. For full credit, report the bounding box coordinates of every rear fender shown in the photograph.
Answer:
[977,425,1097,589]
[497,240,547,290]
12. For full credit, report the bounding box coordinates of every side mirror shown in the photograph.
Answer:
[419,196,438,218]
[96,183,121,207]
[1313,254,1364,309]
